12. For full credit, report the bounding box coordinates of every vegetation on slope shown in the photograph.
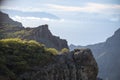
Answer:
[0,38,59,80]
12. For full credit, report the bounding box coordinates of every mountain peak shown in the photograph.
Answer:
[0,11,23,27]
[38,24,48,28]
[0,12,69,50]
[31,24,68,50]
[37,24,49,31]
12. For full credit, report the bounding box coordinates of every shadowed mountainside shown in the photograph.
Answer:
[69,28,120,80]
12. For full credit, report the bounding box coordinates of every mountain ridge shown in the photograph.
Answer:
[0,11,68,50]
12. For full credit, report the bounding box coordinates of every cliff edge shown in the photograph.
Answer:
[21,48,98,80]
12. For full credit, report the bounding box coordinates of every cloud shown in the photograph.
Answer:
[1,2,120,14]
[46,3,120,22]
[11,15,64,22]
[1,2,119,22]
[47,2,120,14]
[10,15,64,27]
[0,6,43,12]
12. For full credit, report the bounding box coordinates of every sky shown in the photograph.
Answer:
[0,0,120,46]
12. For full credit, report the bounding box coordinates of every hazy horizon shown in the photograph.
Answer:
[0,0,120,46]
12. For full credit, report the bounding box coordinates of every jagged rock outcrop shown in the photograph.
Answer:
[21,24,68,50]
[0,11,68,50]
[21,48,98,80]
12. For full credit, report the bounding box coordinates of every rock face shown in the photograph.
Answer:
[0,11,68,50]
[22,24,68,50]
[22,49,98,80]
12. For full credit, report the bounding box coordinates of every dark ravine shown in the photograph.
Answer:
[0,11,68,50]
[20,49,98,80]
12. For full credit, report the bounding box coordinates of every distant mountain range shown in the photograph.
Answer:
[69,28,120,80]
[0,11,68,50]
[1,9,60,19]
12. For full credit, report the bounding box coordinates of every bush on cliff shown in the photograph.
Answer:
[0,38,56,79]
[61,48,69,53]
[46,48,58,55]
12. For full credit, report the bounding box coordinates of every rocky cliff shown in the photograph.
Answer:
[21,48,98,80]
[22,24,68,50]
[0,11,68,50]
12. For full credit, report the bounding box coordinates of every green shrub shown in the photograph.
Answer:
[46,48,58,55]
[61,48,69,53]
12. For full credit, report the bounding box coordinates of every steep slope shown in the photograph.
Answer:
[0,11,68,50]
[69,28,120,80]
[97,28,120,80]
[21,24,68,50]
